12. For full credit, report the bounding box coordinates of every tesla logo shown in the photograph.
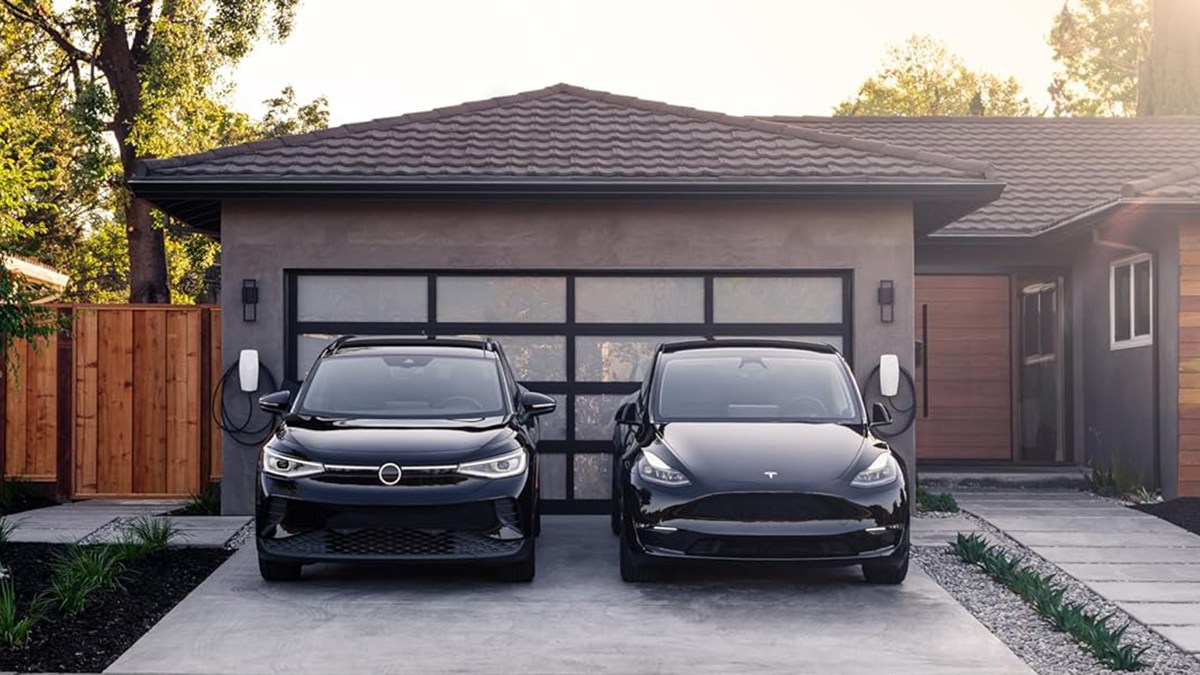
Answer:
[763,471,779,479]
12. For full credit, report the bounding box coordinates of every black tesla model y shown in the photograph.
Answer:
[611,339,909,583]
[254,336,556,582]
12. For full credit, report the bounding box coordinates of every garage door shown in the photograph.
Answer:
[286,271,852,513]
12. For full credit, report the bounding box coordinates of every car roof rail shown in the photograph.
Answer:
[322,334,498,357]
[658,338,839,355]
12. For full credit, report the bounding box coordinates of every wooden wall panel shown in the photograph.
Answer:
[1180,227,1200,497]
[209,309,222,480]
[74,310,99,494]
[132,311,168,493]
[96,309,134,494]
[915,275,1013,461]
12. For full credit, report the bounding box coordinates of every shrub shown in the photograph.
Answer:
[950,533,1147,671]
[0,516,16,544]
[916,484,959,512]
[48,545,126,614]
[0,476,33,514]
[0,576,47,647]
[119,515,183,561]
[179,487,220,516]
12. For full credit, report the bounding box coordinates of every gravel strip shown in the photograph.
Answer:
[75,516,129,545]
[914,514,1200,675]
[225,520,253,550]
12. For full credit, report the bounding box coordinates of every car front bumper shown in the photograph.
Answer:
[256,471,533,565]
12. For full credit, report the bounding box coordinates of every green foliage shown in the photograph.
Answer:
[1048,0,1149,116]
[0,576,47,647]
[916,485,959,512]
[835,35,1035,116]
[48,545,126,614]
[1086,457,1148,499]
[119,515,182,561]
[951,533,1147,670]
[0,516,15,544]
[0,272,68,378]
[180,488,221,516]
[0,475,33,514]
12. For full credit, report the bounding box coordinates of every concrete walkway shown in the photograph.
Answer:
[957,490,1200,660]
[6,500,250,548]
[107,515,1032,675]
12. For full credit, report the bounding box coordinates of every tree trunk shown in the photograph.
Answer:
[125,197,169,303]
[1139,0,1200,115]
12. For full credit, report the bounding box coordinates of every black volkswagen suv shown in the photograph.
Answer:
[254,336,556,582]
[612,339,909,584]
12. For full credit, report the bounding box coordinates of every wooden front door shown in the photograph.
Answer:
[915,275,1013,461]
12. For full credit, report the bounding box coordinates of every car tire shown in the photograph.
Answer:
[619,525,658,583]
[862,538,909,585]
[258,557,302,582]
[609,488,621,537]
[496,543,536,582]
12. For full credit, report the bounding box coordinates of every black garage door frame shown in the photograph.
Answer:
[284,269,854,514]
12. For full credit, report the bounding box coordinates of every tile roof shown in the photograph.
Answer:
[1123,160,1200,199]
[762,116,1200,236]
[139,84,993,183]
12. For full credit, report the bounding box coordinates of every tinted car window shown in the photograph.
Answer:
[653,349,861,423]
[299,353,506,418]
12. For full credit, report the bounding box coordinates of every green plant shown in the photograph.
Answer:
[1086,457,1146,498]
[0,576,47,647]
[0,516,16,544]
[916,484,959,512]
[119,515,183,560]
[179,488,220,516]
[47,545,126,614]
[0,476,33,514]
[950,533,1147,670]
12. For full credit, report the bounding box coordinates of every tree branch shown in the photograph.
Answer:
[1,0,94,64]
[129,0,154,66]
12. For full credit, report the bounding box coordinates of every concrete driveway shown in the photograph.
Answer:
[107,516,1031,675]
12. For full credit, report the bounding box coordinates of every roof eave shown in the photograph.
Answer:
[130,177,1005,235]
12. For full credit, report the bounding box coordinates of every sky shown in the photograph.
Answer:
[228,0,1068,125]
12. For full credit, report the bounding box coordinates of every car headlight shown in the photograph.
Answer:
[262,447,325,479]
[851,452,899,488]
[457,449,527,479]
[636,451,690,487]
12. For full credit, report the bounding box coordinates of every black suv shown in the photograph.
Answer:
[611,339,909,583]
[254,336,556,582]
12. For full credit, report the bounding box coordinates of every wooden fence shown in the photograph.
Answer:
[1,306,222,498]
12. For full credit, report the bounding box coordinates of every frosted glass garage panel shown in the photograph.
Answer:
[575,394,630,441]
[575,277,704,323]
[539,454,567,500]
[438,277,565,322]
[495,336,566,382]
[713,277,843,323]
[538,395,568,441]
[296,333,340,378]
[296,276,427,322]
[576,336,683,382]
[573,454,611,499]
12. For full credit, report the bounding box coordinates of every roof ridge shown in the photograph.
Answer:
[1122,159,1200,197]
[138,83,992,179]
[759,115,1200,124]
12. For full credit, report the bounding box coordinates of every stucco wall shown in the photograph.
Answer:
[218,198,917,514]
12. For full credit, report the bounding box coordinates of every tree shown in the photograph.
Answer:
[0,0,302,303]
[1048,0,1150,116]
[835,35,1035,116]
[1138,0,1200,115]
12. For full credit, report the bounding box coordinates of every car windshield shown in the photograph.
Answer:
[298,352,507,418]
[653,349,862,423]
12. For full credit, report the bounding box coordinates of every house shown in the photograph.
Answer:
[131,84,1199,514]
[3,254,69,302]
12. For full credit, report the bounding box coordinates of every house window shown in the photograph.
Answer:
[1021,282,1058,364]
[1110,254,1153,350]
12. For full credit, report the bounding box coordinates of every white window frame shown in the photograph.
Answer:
[1110,253,1153,351]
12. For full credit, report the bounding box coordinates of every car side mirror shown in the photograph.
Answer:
[521,391,557,416]
[259,390,292,415]
[615,402,641,426]
[870,402,893,428]
[879,354,900,398]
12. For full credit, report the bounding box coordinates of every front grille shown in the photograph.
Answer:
[671,493,870,522]
[261,528,523,558]
[315,467,465,487]
[686,536,857,559]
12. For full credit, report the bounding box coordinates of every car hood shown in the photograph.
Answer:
[656,422,868,486]
[273,414,519,465]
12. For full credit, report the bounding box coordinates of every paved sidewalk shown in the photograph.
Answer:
[5,500,250,548]
[107,515,1033,675]
[957,490,1200,660]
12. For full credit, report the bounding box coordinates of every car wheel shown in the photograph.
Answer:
[496,543,536,582]
[862,540,909,585]
[258,556,302,582]
[533,509,542,538]
[619,524,658,583]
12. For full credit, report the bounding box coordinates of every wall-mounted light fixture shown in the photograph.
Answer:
[242,279,258,323]
[878,280,895,323]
